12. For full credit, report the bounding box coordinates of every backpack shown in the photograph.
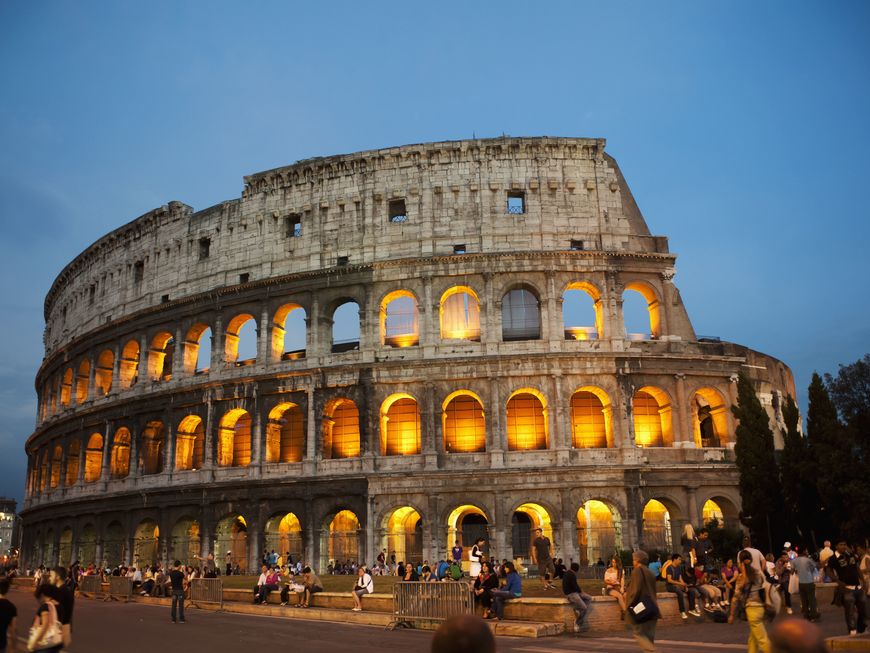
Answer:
[659,560,672,581]
[449,563,462,580]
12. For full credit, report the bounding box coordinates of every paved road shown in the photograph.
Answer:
[6,586,853,652]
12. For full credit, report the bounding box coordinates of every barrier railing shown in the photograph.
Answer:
[77,575,103,598]
[388,581,474,630]
[108,577,133,602]
[190,578,223,608]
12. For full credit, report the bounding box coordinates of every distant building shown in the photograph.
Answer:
[0,497,17,559]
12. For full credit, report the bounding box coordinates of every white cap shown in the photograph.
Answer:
[783,541,791,548]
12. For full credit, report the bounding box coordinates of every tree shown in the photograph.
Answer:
[732,372,783,551]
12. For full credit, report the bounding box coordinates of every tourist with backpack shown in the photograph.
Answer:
[729,550,771,653]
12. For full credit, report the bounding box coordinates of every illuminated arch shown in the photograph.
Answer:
[104,522,126,567]
[442,390,486,453]
[84,433,103,483]
[641,499,673,551]
[225,314,257,365]
[95,349,114,396]
[511,502,553,560]
[563,281,603,340]
[700,495,739,528]
[182,323,211,375]
[440,286,481,341]
[146,331,174,381]
[265,402,305,463]
[380,290,419,348]
[380,393,421,456]
[446,505,489,554]
[383,506,423,565]
[175,415,204,471]
[75,359,90,403]
[570,386,613,448]
[60,368,73,406]
[325,510,360,566]
[623,281,662,340]
[58,528,73,567]
[170,517,201,567]
[692,387,730,447]
[77,524,97,566]
[133,519,160,568]
[110,427,131,479]
[119,340,140,389]
[322,397,360,459]
[501,285,541,341]
[49,445,62,489]
[506,388,548,451]
[633,386,673,447]
[702,499,724,527]
[271,303,307,361]
[218,409,252,467]
[65,439,81,486]
[140,420,166,475]
[265,513,303,562]
[576,500,622,566]
[215,515,248,573]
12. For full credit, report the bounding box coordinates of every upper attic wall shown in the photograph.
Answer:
[42,136,670,356]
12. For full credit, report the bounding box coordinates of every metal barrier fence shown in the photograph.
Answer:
[389,581,474,630]
[108,577,133,602]
[190,578,223,608]
[77,575,103,597]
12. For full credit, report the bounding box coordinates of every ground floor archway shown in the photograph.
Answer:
[576,500,621,566]
[264,513,303,564]
[384,506,423,566]
[170,518,201,567]
[214,515,248,574]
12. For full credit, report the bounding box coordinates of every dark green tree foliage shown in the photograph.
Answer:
[825,354,870,451]
[732,372,783,550]
[704,519,745,567]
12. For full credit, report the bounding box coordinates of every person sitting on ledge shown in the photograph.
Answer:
[489,560,522,621]
[295,567,323,608]
[253,565,280,605]
[351,565,374,612]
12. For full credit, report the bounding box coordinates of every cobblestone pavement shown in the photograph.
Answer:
[6,586,855,652]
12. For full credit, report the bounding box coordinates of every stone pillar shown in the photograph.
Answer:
[138,334,150,383]
[171,325,184,379]
[422,382,437,455]
[110,344,121,394]
[305,387,317,462]
[77,437,87,485]
[308,296,320,359]
[686,486,700,528]
[421,276,433,348]
[304,513,316,572]
[128,425,140,478]
[165,414,177,474]
[248,515,263,574]
[365,496,375,567]
[210,315,224,371]
[203,392,215,468]
[614,373,635,448]
[674,373,691,447]
[545,271,560,343]
[488,379,504,466]
[257,304,270,365]
[550,374,566,449]
[86,359,97,401]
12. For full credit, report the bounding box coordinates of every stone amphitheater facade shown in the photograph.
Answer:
[21,137,796,573]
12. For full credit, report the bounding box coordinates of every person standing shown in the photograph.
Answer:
[562,562,594,632]
[451,541,463,567]
[741,536,766,576]
[530,528,556,590]
[792,547,819,621]
[624,550,660,653]
[819,541,834,581]
[469,538,485,578]
[0,578,17,653]
[729,550,770,653]
[48,567,73,650]
[169,560,186,624]
[827,541,867,636]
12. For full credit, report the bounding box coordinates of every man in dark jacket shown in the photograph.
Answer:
[624,550,660,652]
[562,562,594,632]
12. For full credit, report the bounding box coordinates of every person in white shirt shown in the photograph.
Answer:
[351,566,373,611]
[741,536,765,576]
[819,541,834,581]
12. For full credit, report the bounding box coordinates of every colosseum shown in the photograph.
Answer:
[21,137,796,574]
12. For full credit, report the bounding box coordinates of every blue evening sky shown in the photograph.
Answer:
[1,1,868,505]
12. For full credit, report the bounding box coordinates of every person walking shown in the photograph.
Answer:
[26,585,63,653]
[791,548,819,621]
[530,528,556,590]
[827,541,867,636]
[624,550,660,653]
[169,560,186,624]
[729,550,770,653]
[0,578,17,653]
[48,567,73,650]
[562,561,594,633]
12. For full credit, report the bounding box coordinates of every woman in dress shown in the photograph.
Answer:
[469,537,485,578]
[604,555,627,618]
[474,561,499,618]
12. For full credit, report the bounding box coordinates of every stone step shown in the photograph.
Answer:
[489,620,565,638]
[827,634,870,651]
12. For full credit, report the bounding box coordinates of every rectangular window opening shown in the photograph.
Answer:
[286,214,302,238]
[133,261,144,283]
[388,199,407,223]
[453,244,466,255]
[199,237,210,260]
[239,273,250,284]
[337,256,349,267]
[89,285,96,305]
[161,294,170,303]
[570,239,584,251]
[507,191,525,215]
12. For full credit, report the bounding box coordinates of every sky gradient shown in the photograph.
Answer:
[1,1,868,505]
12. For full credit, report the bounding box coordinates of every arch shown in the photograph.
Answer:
[702,499,723,527]
[65,439,81,486]
[58,527,73,567]
[511,502,553,560]
[442,390,486,453]
[322,398,361,459]
[119,339,140,389]
[110,427,131,478]
[264,512,303,563]
[380,393,421,456]
[95,349,114,396]
[383,506,423,565]
[147,331,174,381]
[641,499,674,552]
[563,281,603,340]
[182,323,212,375]
[576,500,622,566]
[272,303,307,361]
[331,300,361,353]
[140,420,166,475]
[225,313,257,365]
[50,445,62,489]
[218,409,252,467]
[446,505,489,554]
[175,415,204,471]
[38,448,49,492]
[380,290,419,348]
[133,519,160,568]
[506,388,548,451]
[692,387,730,447]
[75,359,90,403]
[84,433,103,483]
[77,524,97,566]
[440,286,481,341]
[265,402,305,463]
[623,281,662,340]
[633,386,673,447]
[104,521,126,567]
[60,368,73,406]
[570,386,613,448]
[214,515,248,573]
[501,285,541,341]
[43,528,56,566]
[325,509,360,567]
[170,517,201,567]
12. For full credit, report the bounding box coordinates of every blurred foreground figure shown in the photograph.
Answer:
[770,618,827,653]
[431,614,496,653]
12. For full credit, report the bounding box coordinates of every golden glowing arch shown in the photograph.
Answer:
[380,393,421,456]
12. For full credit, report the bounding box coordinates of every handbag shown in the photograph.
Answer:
[787,571,799,595]
[628,594,660,623]
[27,602,63,651]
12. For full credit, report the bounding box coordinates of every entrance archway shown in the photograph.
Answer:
[264,513,303,563]
[214,515,248,574]
[170,518,201,567]
[58,528,73,567]
[133,519,160,568]
[511,503,553,560]
[384,507,423,566]
[446,505,489,565]
[77,524,97,566]
[321,510,360,570]
[104,522,126,567]
[642,499,673,552]
[576,500,621,566]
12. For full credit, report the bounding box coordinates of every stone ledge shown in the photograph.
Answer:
[827,633,870,651]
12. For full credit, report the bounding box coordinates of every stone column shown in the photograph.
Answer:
[210,315,224,371]
[203,392,215,468]
[674,373,691,447]
[248,515,262,574]
[545,271,561,343]
[77,437,87,485]
[110,344,121,394]
[257,304,270,365]
[307,296,320,360]
[305,386,317,466]
[128,424,140,479]
[86,359,97,401]
[686,486,700,527]
[614,374,635,448]
[100,420,112,481]
[365,496,375,567]
[488,379,504,468]
[138,334,150,383]
[550,374,566,449]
